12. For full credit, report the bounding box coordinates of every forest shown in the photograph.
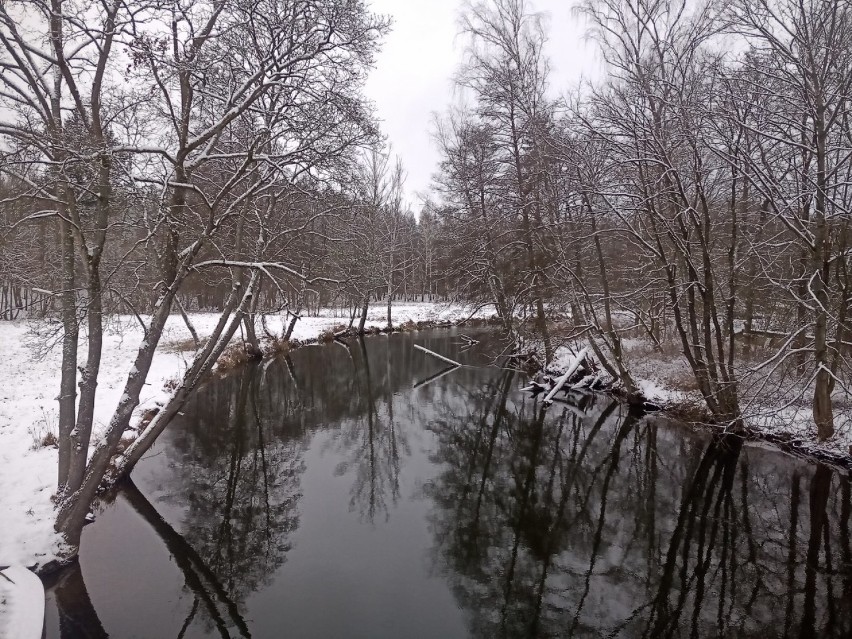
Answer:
[1,0,851,573]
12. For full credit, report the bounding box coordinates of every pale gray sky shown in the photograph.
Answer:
[363,0,602,207]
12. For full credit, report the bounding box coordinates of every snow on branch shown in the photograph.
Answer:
[414,344,462,367]
[543,348,589,405]
[191,260,342,285]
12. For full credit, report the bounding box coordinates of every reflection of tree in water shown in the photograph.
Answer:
[160,361,307,623]
[425,371,852,638]
[155,328,503,636]
[48,479,252,639]
[157,331,468,628]
[329,337,411,523]
[322,331,497,524]
[50,560,109,639]
[46,329,505,637]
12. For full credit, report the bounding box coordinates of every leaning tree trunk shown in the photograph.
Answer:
[358,293,370,335]
[118,278,257,477]
[55,285,180,546]
[57,274,257,546]
[242,287,262,360]
[357,296,369,334]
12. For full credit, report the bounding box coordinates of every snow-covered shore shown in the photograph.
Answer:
[0,302,486,570]
[0,565,44,639]
[543,341,852,466]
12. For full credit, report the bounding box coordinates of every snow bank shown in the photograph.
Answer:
[0,565,45,639]
[0,302,490,569]
[544,341,852,464]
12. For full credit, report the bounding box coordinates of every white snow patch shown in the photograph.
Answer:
[637,378,687,405]
[0,565,45,639]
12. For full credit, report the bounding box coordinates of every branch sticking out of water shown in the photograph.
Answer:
[414,344,462,368]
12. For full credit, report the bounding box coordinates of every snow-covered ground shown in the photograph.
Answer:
[0,302,488,571]
[545,340,852,464]
[0,565,44,639]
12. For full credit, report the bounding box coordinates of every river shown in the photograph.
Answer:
[43,328,852,638]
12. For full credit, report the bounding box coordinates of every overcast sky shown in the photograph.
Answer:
[363,0,603,208]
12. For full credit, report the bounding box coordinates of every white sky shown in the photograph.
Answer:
[363,0,603,207]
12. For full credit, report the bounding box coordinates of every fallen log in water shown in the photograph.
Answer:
[413,364,461,389]
[414,344,462,368]
[543,348,589,405]
[520,380,549,395]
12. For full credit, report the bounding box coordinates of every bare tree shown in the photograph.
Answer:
[0,0,388,551]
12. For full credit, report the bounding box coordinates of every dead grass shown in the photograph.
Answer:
[39,431,58,448]
[317,324,348,342]
[317,328,336,342]
[137,407,159,433]
[163,337,200,353]
[29,408,59,450]
[662,371,701,393]
[398,319,418,331]
[217,344,252,372]
[620,338,698,394]
[266,336,292,354]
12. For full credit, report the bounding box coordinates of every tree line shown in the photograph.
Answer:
[431,0,852,442]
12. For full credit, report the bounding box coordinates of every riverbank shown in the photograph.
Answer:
[537,339,852,470]
[0,302,490,571]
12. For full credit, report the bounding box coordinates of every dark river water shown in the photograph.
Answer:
[43,329,852,638]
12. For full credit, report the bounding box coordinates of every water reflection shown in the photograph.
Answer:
[50,561,108,638]
[159,364,304,612]
[327,337,409,523]
[425,370,852,638]
[44,330,852,638]
[46,478,250,639]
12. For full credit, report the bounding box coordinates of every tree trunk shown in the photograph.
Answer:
[65,263,104,497]
[387,284,393,330]
[358,297,369,334]
[118,278,256,477]
[57,216,78,492]
[812,106,834,441]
